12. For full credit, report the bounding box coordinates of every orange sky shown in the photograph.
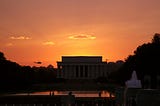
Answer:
[0,0,160,67]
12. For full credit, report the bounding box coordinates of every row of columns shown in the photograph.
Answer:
[57,64,107,79]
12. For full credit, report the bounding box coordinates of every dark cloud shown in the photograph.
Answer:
[34,61,42,64]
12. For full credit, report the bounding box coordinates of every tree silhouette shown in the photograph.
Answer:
[152,33,160,44]
[0,51,57,92]
[113,33,160,88]
[0,52,6,60]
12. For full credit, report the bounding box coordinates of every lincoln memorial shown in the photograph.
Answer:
[57,56,108,79]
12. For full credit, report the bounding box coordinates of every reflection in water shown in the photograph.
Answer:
[23,90,115,97]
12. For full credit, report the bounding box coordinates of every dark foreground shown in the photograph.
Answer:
[0,95,115,106]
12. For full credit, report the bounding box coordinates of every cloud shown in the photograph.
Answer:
[68,34,96,40]
[43,41,55,46]
[34,61,42,64]
[10,36,31,40]
[6,43,13,46]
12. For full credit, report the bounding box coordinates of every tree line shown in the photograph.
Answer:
[110,33,160,88]
[0,53,57,91]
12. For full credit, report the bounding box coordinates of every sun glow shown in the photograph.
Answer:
[68,51,98,57]
[0,0,159,67]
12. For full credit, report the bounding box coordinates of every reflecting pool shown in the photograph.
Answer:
[14,90,115,97]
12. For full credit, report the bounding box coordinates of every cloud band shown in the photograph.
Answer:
[68,34,96,40]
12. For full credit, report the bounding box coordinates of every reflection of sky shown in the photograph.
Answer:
[12,90,115,97]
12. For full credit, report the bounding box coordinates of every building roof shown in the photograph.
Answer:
[60,56,103,63]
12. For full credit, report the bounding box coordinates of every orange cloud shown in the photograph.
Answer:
[68,34,96,40]
[6,43,14,47]
[10,36,31,40]
[43,41,55,46]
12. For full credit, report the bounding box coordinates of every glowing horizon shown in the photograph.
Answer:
[0,0,160,67]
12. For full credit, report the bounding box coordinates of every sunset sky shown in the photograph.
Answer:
[0,0,160,67]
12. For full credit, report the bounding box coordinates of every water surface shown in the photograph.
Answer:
[14,90,115,97]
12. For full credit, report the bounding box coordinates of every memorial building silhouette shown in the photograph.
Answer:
[57,56,108,79]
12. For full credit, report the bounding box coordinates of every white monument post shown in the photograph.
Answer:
[123,70,142,106]
[125,70,142,88]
